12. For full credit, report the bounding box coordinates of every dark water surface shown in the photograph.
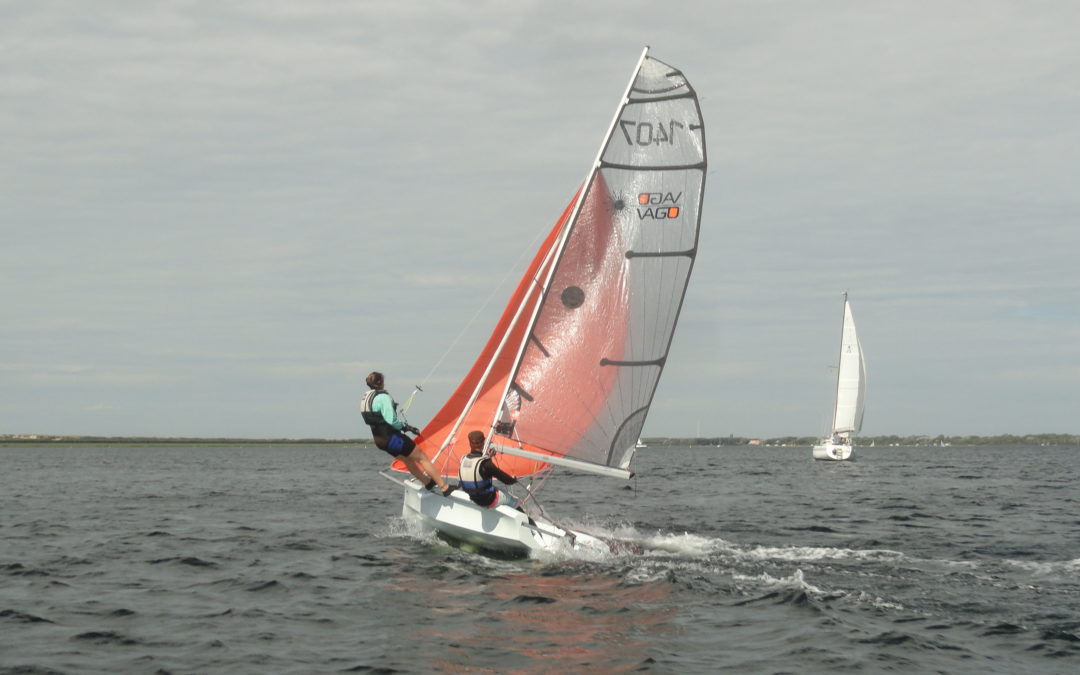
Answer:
[2,443,1078,673]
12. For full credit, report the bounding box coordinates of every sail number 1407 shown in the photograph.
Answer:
[619,120,685,146]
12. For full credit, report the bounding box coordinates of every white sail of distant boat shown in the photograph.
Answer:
[636,438,647,449]
[380,47,706,556]
[812,293,866,461]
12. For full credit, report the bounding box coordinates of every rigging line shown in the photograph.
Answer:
[520,466,555,512]
[412,223,549,393]
[399,386,423,415]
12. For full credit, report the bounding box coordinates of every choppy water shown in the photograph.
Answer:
[2,443,1078,674]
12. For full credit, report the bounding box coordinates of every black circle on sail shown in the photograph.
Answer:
[561,286,585,309]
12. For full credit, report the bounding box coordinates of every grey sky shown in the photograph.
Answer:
[3,1,1078,438]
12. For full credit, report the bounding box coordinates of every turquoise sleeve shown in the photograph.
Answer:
[372,393,403,430]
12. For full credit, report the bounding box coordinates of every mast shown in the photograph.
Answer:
[486,47,652,459]
[430,239,561,463]
[829,292,848,435]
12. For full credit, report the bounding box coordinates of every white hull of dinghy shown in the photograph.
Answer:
[389,474,608,557]
[812,441,854,461]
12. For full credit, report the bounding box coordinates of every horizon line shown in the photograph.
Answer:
[3,432,1077,443]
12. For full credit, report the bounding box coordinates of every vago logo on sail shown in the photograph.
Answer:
[617,118,690,220]
[637,191,682,220]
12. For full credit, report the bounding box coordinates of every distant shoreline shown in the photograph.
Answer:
[2,433,1077,447]
[0,435,370,445]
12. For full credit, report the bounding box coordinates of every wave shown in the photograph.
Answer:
[552,521,907,565]
[1001,558,1080,576]
[383,511,1078,618]
[0,609,54,624]
[147,556,218,568]
[738,543,906,563]
[72,630,140,646]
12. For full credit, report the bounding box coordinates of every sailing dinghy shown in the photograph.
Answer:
[383,48,706,557]
[812,293,867,461]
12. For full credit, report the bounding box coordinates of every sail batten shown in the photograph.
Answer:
[625,249,696,259]
[600,357,666,367]
[601,162,707,171]
[628,92,697,103]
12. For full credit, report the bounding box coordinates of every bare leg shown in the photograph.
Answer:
[398,455,432,484]
[413,452,450,490]
[402,452,449,491]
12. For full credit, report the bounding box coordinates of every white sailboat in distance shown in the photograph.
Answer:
[812,293,866,461]
[381,47,707,556]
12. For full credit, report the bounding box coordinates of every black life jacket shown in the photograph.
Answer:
[459,453,495,498]
[361,389,396,442]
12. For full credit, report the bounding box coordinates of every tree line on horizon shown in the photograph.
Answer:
[648,433,1079,447]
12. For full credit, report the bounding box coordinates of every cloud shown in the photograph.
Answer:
[3,1,1079,437]
[0,363,190,388]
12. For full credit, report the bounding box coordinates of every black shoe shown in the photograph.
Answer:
[424,479,437,491]
[442,485,457,497]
